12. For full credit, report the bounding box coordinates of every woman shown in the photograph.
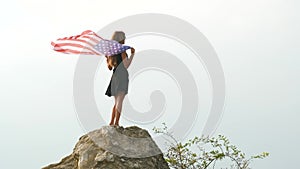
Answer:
[105,31,135,126]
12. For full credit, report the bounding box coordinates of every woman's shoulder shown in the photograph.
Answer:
[120,51,128,59]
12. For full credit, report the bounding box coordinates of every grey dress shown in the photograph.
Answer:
[105,53,129,97]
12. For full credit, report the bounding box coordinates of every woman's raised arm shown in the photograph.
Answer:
[121,47,135,69]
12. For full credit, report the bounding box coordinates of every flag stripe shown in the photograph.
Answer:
[52,42,100,55]
[55,48,96,55]
[52,30,101,55]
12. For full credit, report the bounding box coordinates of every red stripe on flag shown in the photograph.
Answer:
[55,48,96,55]
[80,35,100,43]
[55,38,95,47]
[52,42,100,55]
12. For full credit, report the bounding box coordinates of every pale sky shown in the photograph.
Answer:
[0,0,299,168]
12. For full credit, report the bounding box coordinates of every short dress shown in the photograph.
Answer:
[105,53,129,97]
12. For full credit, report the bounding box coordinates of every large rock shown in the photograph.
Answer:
[42,126,170,169]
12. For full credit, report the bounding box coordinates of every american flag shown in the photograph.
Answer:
[51,30,131,56]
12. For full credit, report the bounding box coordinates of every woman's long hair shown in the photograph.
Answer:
[107,56,117,70]
[107,31,126,70]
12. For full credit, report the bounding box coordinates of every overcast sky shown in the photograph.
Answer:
[0,0,299,168]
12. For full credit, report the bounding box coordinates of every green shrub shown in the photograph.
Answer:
[153,123,269,169]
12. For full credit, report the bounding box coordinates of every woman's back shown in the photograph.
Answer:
[105,52,129,97]
[113,53,127,72]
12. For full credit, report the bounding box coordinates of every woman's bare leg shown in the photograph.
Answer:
[109,96,117,125]
[115,91,126,126]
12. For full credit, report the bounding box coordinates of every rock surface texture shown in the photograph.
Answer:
[42,126,170,169]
